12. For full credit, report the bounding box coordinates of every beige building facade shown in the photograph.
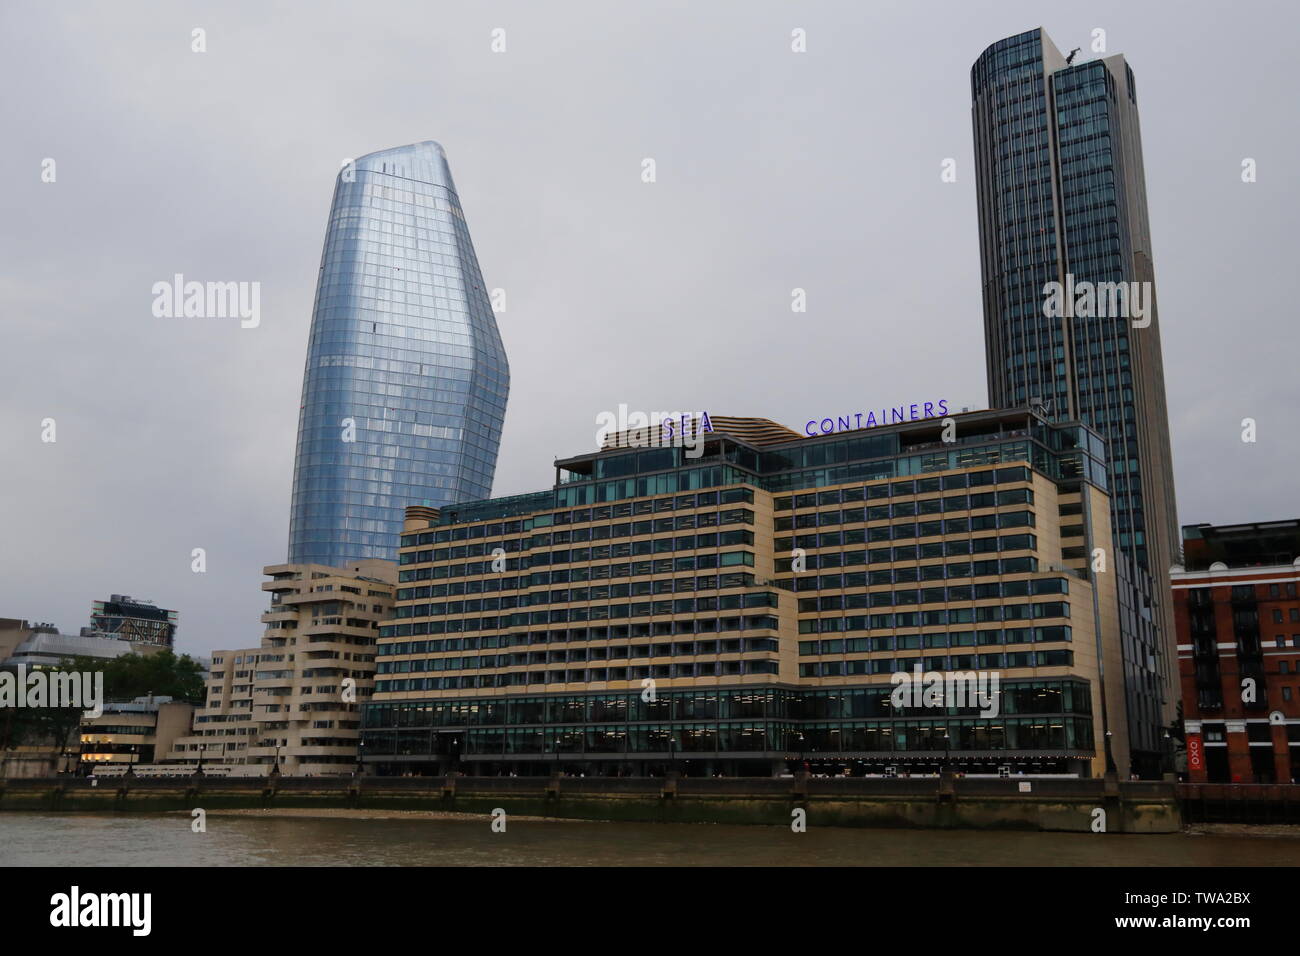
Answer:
[80,696,194,773]
[166,560,395,775]
[364,411,1134,778]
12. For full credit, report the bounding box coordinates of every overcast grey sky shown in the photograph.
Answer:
[2,0,1296,658]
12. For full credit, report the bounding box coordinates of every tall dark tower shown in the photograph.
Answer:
[971,29,1179,776]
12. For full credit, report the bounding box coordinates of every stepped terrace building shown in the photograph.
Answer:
[364,409,1132,778]
[167,561,394,775]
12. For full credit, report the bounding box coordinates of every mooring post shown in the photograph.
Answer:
[662,770,679,799]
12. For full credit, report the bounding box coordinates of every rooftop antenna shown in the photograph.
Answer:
[1029,396,1055,419]
[1066,48,1081,65]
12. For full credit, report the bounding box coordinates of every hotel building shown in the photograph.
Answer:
[972,29,1180,775]
[1173,520,1300,783]
[364,410,1131,778]
[166,561,394,775]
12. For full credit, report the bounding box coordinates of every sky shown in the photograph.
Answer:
[2,0,1296,659]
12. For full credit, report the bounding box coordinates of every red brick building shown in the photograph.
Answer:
[1173,521,1300,783]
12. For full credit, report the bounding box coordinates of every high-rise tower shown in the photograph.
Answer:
[288,141,510,567]
[971,29,1179,775]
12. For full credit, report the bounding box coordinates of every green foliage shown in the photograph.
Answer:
[80,650,207,706]
[1,698,82,750]
[1,650,206,753]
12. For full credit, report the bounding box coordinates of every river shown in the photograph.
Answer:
[3,811,1298,866]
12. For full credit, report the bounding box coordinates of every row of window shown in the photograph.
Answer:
[375,658,782,692]
[776,718,1092,753]
[363,723,789,754]
[360,716,1092,755]
[781,533,1038,578]
[385,584,780,637]
[404,488,757,545]
[379,635,782,672]
[800,594,1070,617]
[393,557,1046,612]
[390,570,1066,638]
[800,575,1068,598]
[392,589,780,622]
[773,467,1032,509]
[776,490,1033,528]
[786,555,1040,590]
[404,468,1041,552]
[381,622,789,656]
[396,570,759,604]
[399,511,756,568]
[801,626,1073,654]
[798,650,1075,676]
[383,593,1073,645]
[365,681,1089,726]
[777,513,1035,549]
[79,727,149,738]
[366,688,801,725]
[399,537,756,583]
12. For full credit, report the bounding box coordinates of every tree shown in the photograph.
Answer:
[93,650,207,706]
[0,660,87,757]
[1,650,206,753]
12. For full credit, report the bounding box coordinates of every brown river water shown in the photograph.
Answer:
[2,811,1299,866]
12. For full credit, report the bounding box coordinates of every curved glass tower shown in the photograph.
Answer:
[288,141,510,567]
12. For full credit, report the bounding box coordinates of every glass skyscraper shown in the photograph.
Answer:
[288,141,510,568]
[971,29,1178,775]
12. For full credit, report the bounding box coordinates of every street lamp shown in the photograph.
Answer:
[943,731,951,774]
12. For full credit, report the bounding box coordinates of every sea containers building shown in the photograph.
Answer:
[362,409,1136,778]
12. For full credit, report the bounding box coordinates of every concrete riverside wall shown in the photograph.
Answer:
[0,775,1182,833]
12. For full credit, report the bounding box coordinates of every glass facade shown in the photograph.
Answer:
[288,141,509,567]
[972,30,1179,777]
[363,680,1093,764]
[972,29,1172,573]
